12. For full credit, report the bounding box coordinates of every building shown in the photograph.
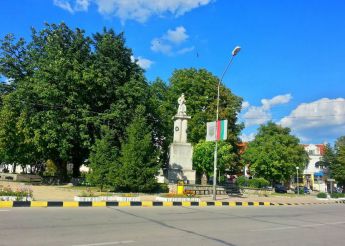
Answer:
[302,144,327,192]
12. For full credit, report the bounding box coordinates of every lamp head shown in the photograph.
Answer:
[232,46,241,56]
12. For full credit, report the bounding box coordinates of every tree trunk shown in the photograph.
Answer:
[71,145,86,178]
[11,163,17,173]
[72,162,81,178]
[55,159,68,183]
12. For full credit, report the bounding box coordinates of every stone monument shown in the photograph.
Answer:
[168,94,196,184]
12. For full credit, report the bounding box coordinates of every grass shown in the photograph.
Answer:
[270,192,313,197]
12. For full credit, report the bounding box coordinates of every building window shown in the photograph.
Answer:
[315,161,324,169]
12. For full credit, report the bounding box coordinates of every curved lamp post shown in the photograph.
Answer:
[212,46,241,200]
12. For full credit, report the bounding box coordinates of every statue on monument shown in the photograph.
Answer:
[168,92,196,184]
[177,93,187,116]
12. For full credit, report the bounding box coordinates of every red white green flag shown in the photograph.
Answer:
[206,120,228,141]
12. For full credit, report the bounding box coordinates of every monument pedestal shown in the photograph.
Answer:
[166,98,196,184]
[168,143,196,184]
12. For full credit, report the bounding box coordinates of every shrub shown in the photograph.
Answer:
[297,187,305,194]
[235,176,269,188]
[248,178,269,188]
[235,176,247,187]
[162,193,198,198]
[155,183,169,193]
[79,188,96,197]
[317,192,327,198]
[330,193,345,198]
[44,159,58,176]
[0,185,33,200]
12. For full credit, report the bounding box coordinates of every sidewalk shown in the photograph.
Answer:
[0,181,336,204]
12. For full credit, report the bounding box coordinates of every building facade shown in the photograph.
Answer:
[302,144,327,192]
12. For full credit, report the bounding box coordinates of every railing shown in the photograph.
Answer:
[184,184,229,195]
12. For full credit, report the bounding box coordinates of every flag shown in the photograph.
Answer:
[206,120,228,141]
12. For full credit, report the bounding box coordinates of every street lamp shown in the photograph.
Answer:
[212,46,241,200]
[296,167,299,195]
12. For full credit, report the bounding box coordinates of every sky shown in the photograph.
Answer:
[1,0,345,145]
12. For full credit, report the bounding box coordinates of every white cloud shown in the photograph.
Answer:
[240,133,256,142]
[130,55,154,70]
[242,93,292,127]
[75,0,90,11]
[53,0,90,13]
[137,57,154,70]
[261,93,292,110]
[150,38,172,55]
[54,0,74,13]
[95,0,212,23]
[241,101,250,110]
[53,0,212,22]
[176,46,195,55]
[280,98,345,130]
[279,98,345,143]
[151,26,193,56]
[243,106,272,126]
[165,26,188,44]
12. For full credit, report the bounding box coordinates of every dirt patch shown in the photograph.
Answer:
[1,181,80,201]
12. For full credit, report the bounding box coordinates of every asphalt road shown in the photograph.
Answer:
[1,205,345,246]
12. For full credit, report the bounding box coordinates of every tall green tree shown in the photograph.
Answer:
[166,68,243,145]
[193,140,237,180]
[115,106,159,192]
[0,93,40,172]
[242,122,309,184]
[322,143,336,169]
[0,23,149,180]
[330,136,345,189]
[147,78,170,169]
[86,126,119,191]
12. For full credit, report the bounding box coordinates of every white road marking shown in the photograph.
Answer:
[251,221,345,232]
[0,210,9,212]
[71,240,135,246]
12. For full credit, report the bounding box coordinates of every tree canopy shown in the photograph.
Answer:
[0,23,148,179]
[0,23,245,191]
[242,122,309,184]
[149,68,244,170]
[193,140,237,179]
[323,136,345,188]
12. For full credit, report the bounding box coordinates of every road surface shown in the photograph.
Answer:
[1,204,345,245]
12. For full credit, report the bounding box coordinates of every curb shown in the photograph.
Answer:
[1,200,343,208]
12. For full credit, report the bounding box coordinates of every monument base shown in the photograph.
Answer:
[167,168,196,184]
[168,142,196,184]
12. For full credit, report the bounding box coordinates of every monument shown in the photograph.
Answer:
[168,94,196,184]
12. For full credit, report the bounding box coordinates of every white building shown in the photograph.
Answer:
[303,144,327,192]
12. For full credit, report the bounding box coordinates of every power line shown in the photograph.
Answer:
[241,113,345,120]
[2,82,345,120]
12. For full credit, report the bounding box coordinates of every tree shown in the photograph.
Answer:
[0,23,149,180]
[325,136,345,189]
[150,68,243,170]
[114,106,159,192]
[193,140,237,180]
[86,126,119,191]
[0,92,41,172]
[242,122,309,185]
[146,78,171,169]
[322,143,336,169]
[0,23,93,179]
[166,68,243,145]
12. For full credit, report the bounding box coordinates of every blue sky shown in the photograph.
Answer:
[1,0,345,144]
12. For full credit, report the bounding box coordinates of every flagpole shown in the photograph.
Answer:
[212,46,241,200]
